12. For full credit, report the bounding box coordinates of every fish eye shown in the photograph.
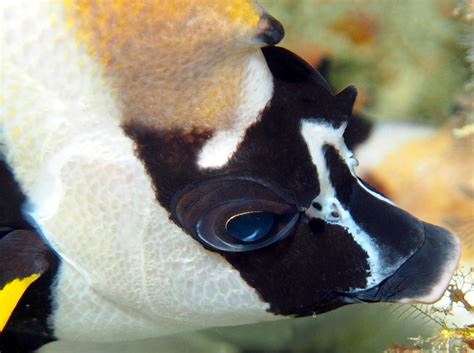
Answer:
[196,207,299,252]
[172,177,300,252]
[226,212,276,243]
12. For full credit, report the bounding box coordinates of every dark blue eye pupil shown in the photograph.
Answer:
[227,212,275,243]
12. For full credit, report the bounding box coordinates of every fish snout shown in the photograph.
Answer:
[346,222,461,304]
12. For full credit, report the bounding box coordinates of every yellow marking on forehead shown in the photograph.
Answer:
[227,0,261,26]
[61,0,266,132]
[63,0,261,66]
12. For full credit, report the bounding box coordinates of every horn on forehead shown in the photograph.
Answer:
[335,85,358,121]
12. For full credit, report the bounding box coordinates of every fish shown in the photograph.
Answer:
[0,1,461,351]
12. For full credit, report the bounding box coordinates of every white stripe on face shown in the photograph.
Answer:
[300,119,399,290]
[197,50,274,169]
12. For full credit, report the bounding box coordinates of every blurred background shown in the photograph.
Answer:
[41,1,473,352]
[264,0,470,124]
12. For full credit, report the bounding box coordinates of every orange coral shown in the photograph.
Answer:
[370,128,474,264]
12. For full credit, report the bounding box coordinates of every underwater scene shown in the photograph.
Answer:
[0,0,472,352]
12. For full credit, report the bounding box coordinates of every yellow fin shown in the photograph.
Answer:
[0,274,40,332]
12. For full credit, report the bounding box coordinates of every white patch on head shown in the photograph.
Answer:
[300,119,400,290]
[197,51,273,168]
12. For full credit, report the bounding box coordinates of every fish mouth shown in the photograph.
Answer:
[344,222,461,304]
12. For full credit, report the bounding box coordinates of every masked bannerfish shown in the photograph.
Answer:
[0,0,462,351]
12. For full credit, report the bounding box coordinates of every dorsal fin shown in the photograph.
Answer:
[335,85,358,120]
[261,46,332,92]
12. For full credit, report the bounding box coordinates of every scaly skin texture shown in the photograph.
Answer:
[0,0,274,341]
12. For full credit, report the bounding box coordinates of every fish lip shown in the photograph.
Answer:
[396,227,461,304]
[343,222,462,304]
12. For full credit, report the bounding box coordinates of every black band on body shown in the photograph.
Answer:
[0,159,59,352]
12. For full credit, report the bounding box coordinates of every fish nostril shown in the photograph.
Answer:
[326,202,342,222]
[308,200,343,222]
[330,211,341,219]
